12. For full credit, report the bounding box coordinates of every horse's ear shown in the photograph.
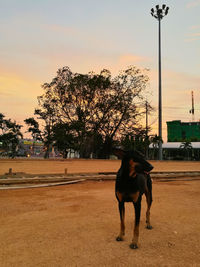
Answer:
[112,148,125,159]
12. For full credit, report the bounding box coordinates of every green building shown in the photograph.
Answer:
[167,120,200,142]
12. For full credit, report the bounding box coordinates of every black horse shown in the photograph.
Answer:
[114,148,154,249]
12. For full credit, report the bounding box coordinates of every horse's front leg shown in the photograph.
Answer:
[130,196,141,249]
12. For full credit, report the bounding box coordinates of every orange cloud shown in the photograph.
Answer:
[118,54,150,65]
[44,24,78,35]
[44,23,115,51]
[185,30,200,42]
[186,0,200,8]
[0,71,43,128]
[147,69,200,141]
[190,32,200,37]
[190,25,200,30]
[0,72,41,96]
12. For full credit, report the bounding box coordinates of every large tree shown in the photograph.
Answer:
[36,66,151,158]
[52,122,77,158]
[24,105,57,158]
[0,113,23,158]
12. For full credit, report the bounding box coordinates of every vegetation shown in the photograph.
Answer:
[1,66,154,158]
[179,141,193,160]
[33,66,151,158]
[0,113,23,158]
[24,105,56,158]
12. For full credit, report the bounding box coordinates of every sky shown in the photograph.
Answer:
[0,0,200,141]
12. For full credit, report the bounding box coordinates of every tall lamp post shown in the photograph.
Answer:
[151,4,169,160]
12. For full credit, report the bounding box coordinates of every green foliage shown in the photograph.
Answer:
[0,113,23,158]
[179,141,193,160]
[179,141,193,150]
[149,135,163,160]
[121,130,150,156]
[52,123,77,158]
[24,118,42,141]
[34,66,151,158]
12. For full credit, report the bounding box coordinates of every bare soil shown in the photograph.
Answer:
[0,177,200,266]
[1,159,200,266]
[1,158,200,175]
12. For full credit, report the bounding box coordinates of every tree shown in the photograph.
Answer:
[150,135,163,160]
[24,118,42,141]
[52,122,77,158]
[36,66,151,158]
[179,141,193,160]
[120,129,147,151]
[0,113,23,158]
[24,108,56,159]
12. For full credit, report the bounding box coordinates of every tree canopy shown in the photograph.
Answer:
[0,113,23,157]
[27,66,152,158]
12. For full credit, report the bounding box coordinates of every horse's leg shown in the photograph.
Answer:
[130,196,141,249]
[116,201,125,241]
[145,175,153,229]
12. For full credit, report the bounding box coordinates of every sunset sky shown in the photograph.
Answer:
[0,0,200,141]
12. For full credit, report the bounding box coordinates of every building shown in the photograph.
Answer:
[167,120,200,142]
[18,139,80,158]
[18,139,44,157]
[149,142,200,160]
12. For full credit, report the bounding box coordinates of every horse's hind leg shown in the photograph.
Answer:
[145,175,153,229]
[116,201,125,241]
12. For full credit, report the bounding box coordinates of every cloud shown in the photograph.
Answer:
[43,23,116,52]
[185,32,200,41]
[148,68,200,111]
[0,71,43,125]
[93,53,152,76]
[190,25,200,30]
[190,32,200,37]
[118,54,150,65]
[184,37,200,42]
[44,24,78,36]
[0,72,41,96]
[185,25,200,42]
[148,69,200,140]
[186,0,200,8]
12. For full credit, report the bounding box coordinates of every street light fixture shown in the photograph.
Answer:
[151,4,169,160]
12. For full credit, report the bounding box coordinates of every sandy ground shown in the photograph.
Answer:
[1,158,200,175]
[0,178,200,267]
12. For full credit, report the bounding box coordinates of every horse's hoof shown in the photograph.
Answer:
[146,225,153,230]
[130,243,138,249]
[116,236,123,241]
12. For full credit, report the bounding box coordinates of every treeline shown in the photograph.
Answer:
[1,66,158,159]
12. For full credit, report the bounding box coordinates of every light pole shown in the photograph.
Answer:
[151,4,169,160]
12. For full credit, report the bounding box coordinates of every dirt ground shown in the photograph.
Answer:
[0,178,200,267]
[1,159,200,266]
[1,158,200,175]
